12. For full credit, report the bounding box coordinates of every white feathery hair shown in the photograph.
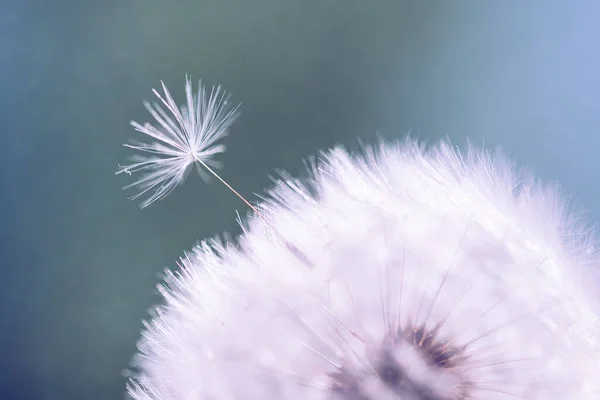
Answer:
[117,76,240,208]
[124,139,600,399]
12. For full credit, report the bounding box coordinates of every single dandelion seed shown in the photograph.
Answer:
[117,76,312,265]
[116,75,241,208]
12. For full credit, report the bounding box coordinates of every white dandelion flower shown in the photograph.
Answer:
[125,139,600,399]
[117,76,241,208]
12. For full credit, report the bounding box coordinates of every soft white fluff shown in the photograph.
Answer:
[126,140,600,400]
[116,76,240,208]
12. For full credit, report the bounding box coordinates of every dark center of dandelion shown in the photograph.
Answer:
[328,324,468,400]
[400,324,464,370]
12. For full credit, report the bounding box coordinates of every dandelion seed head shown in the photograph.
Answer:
[126,139,600,399]
[116,76,241,208]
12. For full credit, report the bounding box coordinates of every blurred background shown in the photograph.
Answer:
[2,0,600,398]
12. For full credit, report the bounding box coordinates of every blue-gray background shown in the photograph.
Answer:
[2,1,600,399]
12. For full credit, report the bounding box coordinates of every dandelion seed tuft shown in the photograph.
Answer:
[117,76,241,208]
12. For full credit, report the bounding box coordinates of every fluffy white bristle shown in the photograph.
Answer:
[126,139,600,400]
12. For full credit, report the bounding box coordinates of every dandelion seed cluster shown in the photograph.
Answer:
[124,138,600,399]
[118,78,600,399]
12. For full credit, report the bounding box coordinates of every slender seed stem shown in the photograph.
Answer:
[195,157,313,267]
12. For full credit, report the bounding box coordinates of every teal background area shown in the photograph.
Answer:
[2,1,600,398]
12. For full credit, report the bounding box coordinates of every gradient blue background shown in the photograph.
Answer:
[2,1,600,398]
